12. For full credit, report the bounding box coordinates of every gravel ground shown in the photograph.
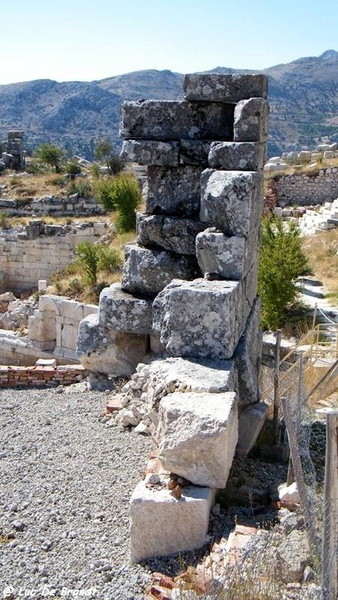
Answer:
[0,384,153,600]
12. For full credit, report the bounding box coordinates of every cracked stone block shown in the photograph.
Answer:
[76,313,148,375]
[183,73,268,103]
[130,480,215,562]
[146,165,203,217]
[120,100,234,140]
[120,140,179,166]
[236,402,269,457]
[196,227,258,280]
[157,391,238,488]
[153,279,251,360]
[200,169,263,237]
[179,140,212,166]
[208,141,266,171]
[137,214,205,255]
[234,98,269,143]
[121,243,200,297]
[234,297,262,405]
[98,283,153,334]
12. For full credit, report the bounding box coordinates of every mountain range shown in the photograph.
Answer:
[1,50,338,160]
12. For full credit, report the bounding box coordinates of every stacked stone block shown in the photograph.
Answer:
[78,73,268,561]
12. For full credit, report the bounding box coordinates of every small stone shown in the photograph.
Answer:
[145,473,161,486]
[134,422,151,435]
[12,520,26,532]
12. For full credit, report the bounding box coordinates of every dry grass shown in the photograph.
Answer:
[302,229,338,302]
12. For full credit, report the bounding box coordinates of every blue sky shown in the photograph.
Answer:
[1,0,337,85]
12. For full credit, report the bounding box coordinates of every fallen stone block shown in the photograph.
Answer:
[236,402,269,457]
[208,141,266,171]
[120,100,234,141]
[120,140,179,166]
[153,279,250,360]
[122,243,200,297]
[99,283,153,334]
[76,313,148,376]
[146,166,203,218]
[137,214,205,255]
[157,391,238,487]
[183,73,268,103]
[234,297,262,405]
[130,480,215,562]
[234,98,269,143]
[196,228,257,280]
[200,169,263,237]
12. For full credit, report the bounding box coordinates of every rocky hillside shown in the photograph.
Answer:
[1,50,338,159]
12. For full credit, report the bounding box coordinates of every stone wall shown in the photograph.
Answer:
[0,221,109,292]
[76,72,269,562]
[0,363,86,387]
[273,167,338,206]
[0,195,105,217]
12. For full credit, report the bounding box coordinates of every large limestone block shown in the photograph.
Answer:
[234,297,262,405]
[208,141,266,171]
[120,100,234,141]
[157,391,238,488]
[153,279,251,360]
[121,243,200,297]
[137,214,205,255]
[76,313,148,375]
[120,140,179,166]
[146,166,203,217]
[130,480,215,562]
[200,169,263,237]
[234,98,269,143]
[179,140,211,166]
[98,283,153,334]
[196,227,258,280]
[183,73,268,102]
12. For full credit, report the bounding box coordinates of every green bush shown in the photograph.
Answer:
[97,245,123,273]
[76,241,99,286]
[34,143,65,172]
[94,174,141,232]
[65,160,81,179]
[258,217,309,330]
[93,177,117,211]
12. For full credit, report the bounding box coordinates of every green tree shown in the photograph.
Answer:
[34,143,65,172]
[258,217,309,330]
[94,138,125,175]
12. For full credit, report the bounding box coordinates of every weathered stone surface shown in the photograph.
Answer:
[122,243,200,297]
[183,73,268,103]
[157,391,238,487]
[153,279,251,360]
[98,283,153,334]
[76,313,148,375]
[234,297,262,405]
[208,141,266,171]
[236,402,269,457]
[120,140,179,166]
[179,140,211,166]
[130,480,215,562]
[196,227,258,280]
[200,169,263,236]
[120,100,234,141]
[234,98,269,142]
[137,213,205,255]
[146,166,203,217]
[277,530,311,583]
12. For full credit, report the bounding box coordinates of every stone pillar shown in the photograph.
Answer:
[6,131,25,171]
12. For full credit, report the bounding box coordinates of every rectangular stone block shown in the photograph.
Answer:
[130,480,215,562]
[120,140,179,166]
[234,98,269,143]
[157,391,238,487]
[153,278,251,360]
[99,283,153,334]
[120,100,234,141]
[196,228,259,280]
[122,244,200,297]
[146,166,203,217]
[183,73,268,102]
[236,402,268,457]
[137,213,205,255]
[200,169,263,237]
[234,297,262,405]
[208,141,266,171]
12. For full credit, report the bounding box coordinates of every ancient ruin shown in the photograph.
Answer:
[76,72,269,561]
[0,131,25,171]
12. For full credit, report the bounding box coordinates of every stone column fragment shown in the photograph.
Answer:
[120,100,234,140]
